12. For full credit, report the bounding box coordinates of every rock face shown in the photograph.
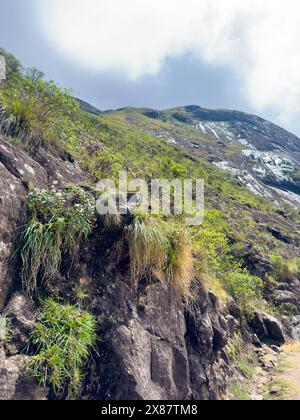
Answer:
[0,136,89,311]
[0,135,231,400]
[0,350,47,400]
[3,293,36,355]
[0,56,5,82]
[78,232,229,400]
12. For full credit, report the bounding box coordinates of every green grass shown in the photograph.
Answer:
[229,384,251,400]
[264,380,294,401]
[29,299,97,399]
[1,48,299,316]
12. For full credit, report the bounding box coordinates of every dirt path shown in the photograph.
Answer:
[267,342,300,400]
[229,341,300,400]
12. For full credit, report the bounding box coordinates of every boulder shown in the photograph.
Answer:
[274,290,298,305]
[0,350,47,400]
[3,292,36,354]
[250,312,285,345]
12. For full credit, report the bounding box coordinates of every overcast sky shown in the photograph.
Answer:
[1,0,300,136]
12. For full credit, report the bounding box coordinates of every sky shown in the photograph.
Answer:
[1,0,300,135]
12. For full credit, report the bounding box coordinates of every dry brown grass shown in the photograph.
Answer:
[125,209,194,301]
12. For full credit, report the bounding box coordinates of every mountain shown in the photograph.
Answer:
[0,49,300,401]
[100,105,300,208]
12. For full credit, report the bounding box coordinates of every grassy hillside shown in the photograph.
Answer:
[0,48,299,312]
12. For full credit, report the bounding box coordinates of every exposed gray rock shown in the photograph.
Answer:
[81,248,229,401]
[274,290,298,306]
[0,56,5,82]
[0,162,26,310]
[3,292,36,354]
[250,312,285,345]
[0,350,47,400]
[0,136,89,311]
[34,149,87,188]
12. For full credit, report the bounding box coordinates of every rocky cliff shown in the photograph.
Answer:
[0,133,296,401]
[0,136,234,400]
[0,49,299,400]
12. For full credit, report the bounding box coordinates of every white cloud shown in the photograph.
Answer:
[38,0,300,128]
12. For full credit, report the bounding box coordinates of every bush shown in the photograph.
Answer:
[224,270,264,314]
[271,255,300,282]
[29,299,97,399]
[21,188,96,297]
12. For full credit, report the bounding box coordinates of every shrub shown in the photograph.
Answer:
[21,188,96,297]
[29,299,97,399]
[271,255,300,282]
[224,270,264,314]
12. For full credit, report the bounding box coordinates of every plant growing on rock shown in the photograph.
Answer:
[21,187,96,297]
[29,299,97,399]
[125,209,194,301]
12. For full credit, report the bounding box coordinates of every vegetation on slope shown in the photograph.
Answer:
[21,188,96,297]
[29,299,97,399]
[0,50,299,395]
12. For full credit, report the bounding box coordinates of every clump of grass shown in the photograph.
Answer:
[21,188,96,297]
[126,210,169,287]
[271,255,300,282]
[29,299,97,399]
[125,209,194,301]
[166,227,194,301]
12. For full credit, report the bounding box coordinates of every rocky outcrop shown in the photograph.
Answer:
[3,293,35,355]
[0,134,232,400]
[250,312,285,345]
[0,136,88,311]
[0,350,47,400]
[76,230,229,401]
[0,56,5,82]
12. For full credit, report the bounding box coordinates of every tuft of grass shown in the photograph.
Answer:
[126,209,169,288]
[21,188,95,297]
[236,358,255,379]
[125,209,194,301]
[166,227,194,301]
[29,299,97,399]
